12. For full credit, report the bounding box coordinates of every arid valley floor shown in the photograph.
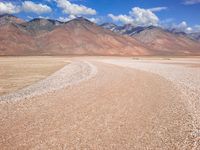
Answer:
[0,56,200,149]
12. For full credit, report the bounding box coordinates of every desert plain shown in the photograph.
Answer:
[0,56,200,150]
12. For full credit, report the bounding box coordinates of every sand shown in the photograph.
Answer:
[0,57,199,149]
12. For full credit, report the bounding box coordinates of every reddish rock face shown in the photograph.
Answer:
[0,15,199,56]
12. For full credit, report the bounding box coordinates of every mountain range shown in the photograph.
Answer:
[101,23,200,55]
[101,23,200,41]
[0,14,200,56]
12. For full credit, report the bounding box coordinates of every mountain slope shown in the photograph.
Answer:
[101,23,152,36]
[0,14,199,56]
[168,28,200,41]
[34,17,150,55]
[0,23,37,55]
[133,27,200,55]
[101,23,200,55]
[0,14,25,26]
[21,18,63,33]
[0,16,150,56]
[188,32,200,41]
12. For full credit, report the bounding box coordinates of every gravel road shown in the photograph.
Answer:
[0,58,199,149]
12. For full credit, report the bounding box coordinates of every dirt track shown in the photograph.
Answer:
[0,60,199,149]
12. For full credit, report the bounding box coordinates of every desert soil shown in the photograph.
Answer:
[0,57,199,150]
[0,57,69,96]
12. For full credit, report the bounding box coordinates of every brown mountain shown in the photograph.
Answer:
[0,14,25,26]
[0,22,37,55]
[133,27,200,55]
[34,17,153,56]
[101,24,200,55]
[0,16,151,56]
[0,15,199,56]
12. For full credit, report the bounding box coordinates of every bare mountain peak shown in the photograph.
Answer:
[29,18,62,24]
[101,23,163,35]
[0,14,25,26]
[100,23,118,32]
[101,23,117,27]
[0,14,16,18]
[75,17,91,22]
[123,24,134,28]
[66,17,94,25]
[23,18,63,32]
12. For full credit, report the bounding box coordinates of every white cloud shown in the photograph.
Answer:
[55,0,96,15]
[148,7,168,12]
[22,1,52,14]
[171,21,200,33]
[108,7,159,26]
[38,16,50,19]
[58,16,69,22]
[86,17,100,23]
[108,14,134,24]
[58,15,100,23]
[0,2,20,14]
[173,21,188,30]
[129,7,159,26]
[183,0,200,5]
[58,14,76,22]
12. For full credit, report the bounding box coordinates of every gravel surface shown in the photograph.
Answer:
[99,58,200,145]
[0,61,97,102]
[0,59,199,149]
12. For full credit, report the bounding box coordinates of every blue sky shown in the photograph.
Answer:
[0,0,200,32]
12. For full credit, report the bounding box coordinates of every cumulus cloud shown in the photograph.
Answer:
[0,1,52,15]
[171,21,200,33]
[129,7,159,26]
[108,14,134,24]
[0,2,20,14]
[183,0,200,5]
[173,21,188,31]
[55,0,96,15]
[22,1,52,14]
[108,7,159,26]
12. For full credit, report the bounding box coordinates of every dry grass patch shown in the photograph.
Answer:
[0,56,69,96]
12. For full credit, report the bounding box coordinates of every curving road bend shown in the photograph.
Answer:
[0,59,199,149]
